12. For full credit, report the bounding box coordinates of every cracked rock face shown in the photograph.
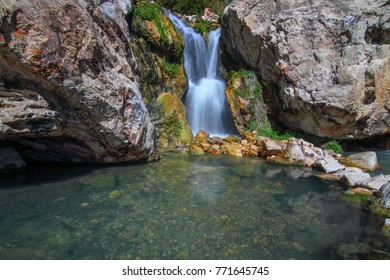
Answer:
[0,0,157,163]
[221,0,390,139]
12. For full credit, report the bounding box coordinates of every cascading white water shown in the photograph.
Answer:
[168,13,237,137]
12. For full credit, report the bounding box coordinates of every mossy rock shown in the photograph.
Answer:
[225,69,267,135]
[156,92,192,149]
[133,1,184,61]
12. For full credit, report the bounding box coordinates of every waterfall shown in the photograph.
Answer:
[167,13,238,137]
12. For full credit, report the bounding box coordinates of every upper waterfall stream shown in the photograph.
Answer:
[167,13,238,137]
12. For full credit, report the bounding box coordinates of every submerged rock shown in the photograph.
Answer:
[340,151,379,172]
[0,0,157,162]
[0,147,25,174]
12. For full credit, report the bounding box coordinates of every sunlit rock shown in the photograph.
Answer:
[340,151,379,172]
[356,174,388,191]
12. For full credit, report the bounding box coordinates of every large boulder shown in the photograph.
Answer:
[221,0,390,139]
[340,151,379,172]
[0,0,157,162]
[156,92,192,149]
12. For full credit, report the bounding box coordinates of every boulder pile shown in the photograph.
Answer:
[188,130,390,216]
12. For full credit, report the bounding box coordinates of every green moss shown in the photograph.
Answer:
[162,110,183,137]
[258,121,295,140]
[134,2,168,47]
[194,19,219,35]
[133,1,183,62]
[162,58,181,78]
[134,1,160,21]
[321,140,343,154]
[248,120,260,132]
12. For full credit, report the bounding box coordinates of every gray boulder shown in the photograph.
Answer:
[0,0,157,163]
[340,151,379,172]
[221,0,390,139]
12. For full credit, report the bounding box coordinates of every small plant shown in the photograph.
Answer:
[321,140,343,154]
[248,120,260,132]
[134,1,160,21]
[162,58,181,78]
[134,2,169,46]
[258,121,295,140]
[194,19,219,35]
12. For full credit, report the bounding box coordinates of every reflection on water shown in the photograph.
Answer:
[0,152,389,259]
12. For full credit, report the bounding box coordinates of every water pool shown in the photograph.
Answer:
[0,152,389,259]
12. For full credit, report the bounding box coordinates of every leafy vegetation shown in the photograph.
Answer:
[321,140,344,154]
[258,121,295,140]
[133,1,169,46]
[194,19,219,34]
[162,58,181,78]
[133,1,183,61]
[134,1,161,21]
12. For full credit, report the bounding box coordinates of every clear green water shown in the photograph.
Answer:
[0,152,389,260]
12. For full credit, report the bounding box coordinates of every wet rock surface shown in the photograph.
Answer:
[0,146,25,174]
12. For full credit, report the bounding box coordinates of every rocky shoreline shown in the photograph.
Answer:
[188,130,390,230]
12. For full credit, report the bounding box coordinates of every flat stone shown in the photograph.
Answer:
[356,174,388,191]
[221,142,242,157]
[385,175,390,182]
[340,151,379,172]
[283,143,305,163]
[317,159,346,173]
[352,188,373,196]
[302,146,323,167]
[188,144,205,156]
[0,147,26,174]
[315,172,343,181]
[261,138,284,157]
[342,169,371,187]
